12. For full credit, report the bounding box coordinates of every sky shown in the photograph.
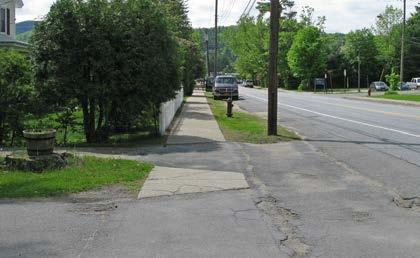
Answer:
[16,0,419,33]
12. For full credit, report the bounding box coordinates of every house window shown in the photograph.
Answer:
[0,8,6,34]
[6,8,10,35]
[0,8,10,35]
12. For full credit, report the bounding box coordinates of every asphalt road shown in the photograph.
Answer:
[236,86,420,256]
[238,86,420,200]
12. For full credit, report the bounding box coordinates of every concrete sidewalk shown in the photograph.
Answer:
[167,90,225,145]
[138,166,249,198]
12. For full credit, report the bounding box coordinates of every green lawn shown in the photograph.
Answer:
[372,94,420,102]
[205,93,300,143]
[0,156,153,198]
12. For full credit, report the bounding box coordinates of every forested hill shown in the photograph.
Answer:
[16,20,38,34]
[15,20,38,42]
[193,26,237,75]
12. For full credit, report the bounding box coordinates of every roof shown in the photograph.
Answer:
[0,0,23,8]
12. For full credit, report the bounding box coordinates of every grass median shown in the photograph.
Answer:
[205,93,300,144]
[372,93,420,102]
[0,156,153,199]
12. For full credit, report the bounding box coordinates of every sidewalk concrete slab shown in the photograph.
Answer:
[138,166,249,199]
[167,90,225,145]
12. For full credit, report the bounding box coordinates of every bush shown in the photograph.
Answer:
[385,71,400,91]
[0,50,34,146]
[297,79,309,91]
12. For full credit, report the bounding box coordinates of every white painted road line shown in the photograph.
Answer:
[241,92,420,139]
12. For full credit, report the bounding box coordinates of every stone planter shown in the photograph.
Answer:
[23,129,56,157]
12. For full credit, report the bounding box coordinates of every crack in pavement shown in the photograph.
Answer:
[236,142,310,257]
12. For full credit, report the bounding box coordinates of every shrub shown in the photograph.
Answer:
[385,71,400,91]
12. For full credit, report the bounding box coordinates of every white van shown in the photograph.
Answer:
[411,78,420,87]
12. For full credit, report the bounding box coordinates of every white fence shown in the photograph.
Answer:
[159,88,184,135]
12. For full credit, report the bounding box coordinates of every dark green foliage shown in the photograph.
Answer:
[342,29,380,85]
[0,50,34,146]
[32,0,180,142]
[159,0,205,96]
[405,6,420,81]
[288,26,328,83]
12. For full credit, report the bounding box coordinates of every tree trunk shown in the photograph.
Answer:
[152,103,160,136]
[81,98,91,142]
[10,129,15,147]
[88,98,96,142]
[63,126,68,145]
[0,116,4,145]
[97,101,104,131]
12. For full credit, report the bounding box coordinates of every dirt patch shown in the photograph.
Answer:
[67,183,138,203]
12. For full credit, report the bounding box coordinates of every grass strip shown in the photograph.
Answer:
[372,94,420,102]
[205,93,300,144]
[0,156,153,198]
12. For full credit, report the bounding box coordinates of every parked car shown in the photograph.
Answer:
[205,76,215,92]
[399,82,411,91]
[244,80,254,88]
[370,81,389,91]
[213,76,239,100]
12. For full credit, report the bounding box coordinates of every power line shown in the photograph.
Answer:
[239,0,253,19]
[245,0,258,16]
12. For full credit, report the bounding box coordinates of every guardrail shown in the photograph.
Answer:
[159,88,184,135]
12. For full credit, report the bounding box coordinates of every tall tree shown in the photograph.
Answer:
[342,29,380,85]
[287,26,327,88]
[374,5,403,80]
[404,5,420,81]
[33,0,180,142]
[160,0,204,96]
[224,16,269,85]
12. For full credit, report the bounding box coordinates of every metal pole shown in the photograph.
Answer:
[268,0,280,136]
[214,0,218,77]
[400,0,406,82]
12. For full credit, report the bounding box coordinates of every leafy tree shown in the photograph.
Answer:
[33,0,180,142]
[299,6,326,31]
[405,5,420,81]
[374,5,403,80]
[160,0,204,96]
[342,29,380,85]
[223,16,269,85]
[0,50,34,145]
[287,26,327,88]
[278,18,302,88]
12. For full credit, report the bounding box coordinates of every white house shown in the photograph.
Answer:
[0,0,28,50]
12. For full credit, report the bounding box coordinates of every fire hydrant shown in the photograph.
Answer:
[226,98,233,118]
[368,88,372,97]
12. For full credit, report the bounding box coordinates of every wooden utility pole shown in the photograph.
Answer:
[400,0,406,82]
[267,0,280,136]
[358,55,361,93]
[214,0,218,77]
[205,30,210,77]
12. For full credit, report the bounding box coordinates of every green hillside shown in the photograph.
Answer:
[16,30,33,42]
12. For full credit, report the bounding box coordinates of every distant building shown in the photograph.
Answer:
[0,0,28,51]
